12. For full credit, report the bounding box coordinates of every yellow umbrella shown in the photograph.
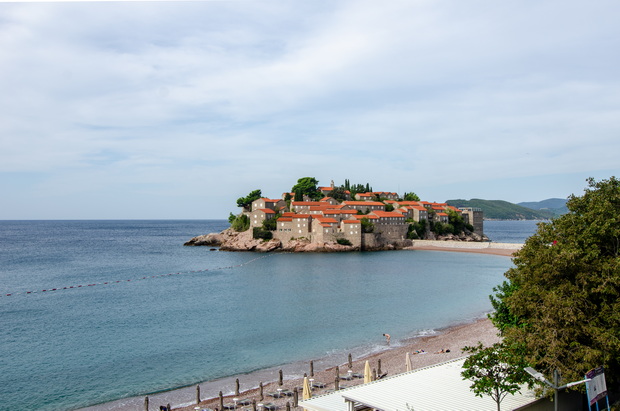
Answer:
[406,352,412,372]
[364,360,372,383]
[302,376,312,400]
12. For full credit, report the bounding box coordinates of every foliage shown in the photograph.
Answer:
[494,177,620,385]
[488,280,522,335]
[447,209,472,233]
[407,221,426,239]
[336,238,352,246]
[252,227,273,240]
[385,203,394,212]
[347,181,373,197]
[403,192,420,201]
[360,217,374,233]
[236,189,262,211]
[262,215,278,231]
[430,221,453,235]
[230,214,250,232]
[228,212,237,224]
[328,186,349,202]
[461,342,533,411]
[446,198,558,220]
[291,177,322,201]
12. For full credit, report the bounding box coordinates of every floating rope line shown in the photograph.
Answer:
[2,253,276,297]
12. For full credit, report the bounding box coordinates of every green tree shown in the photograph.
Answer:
[403,192,420,201]
[230,214,250,232]
[328,186,348,202]
[360,217,374,233]
[461,342,533,411]
[493,177,620,385]
[291,177,322,201]
[236,189,262,211]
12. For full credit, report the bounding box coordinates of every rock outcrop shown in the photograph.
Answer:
[185,228,486,252]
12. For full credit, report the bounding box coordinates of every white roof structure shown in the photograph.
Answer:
[299,357,541,411]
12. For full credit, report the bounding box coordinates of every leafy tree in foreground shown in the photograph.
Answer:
[461,342,533,411]
[491,177,620,385]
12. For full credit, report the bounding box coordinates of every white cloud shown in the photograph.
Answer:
[0,0,619,218]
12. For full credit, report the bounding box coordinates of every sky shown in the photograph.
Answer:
[1,0,619,219]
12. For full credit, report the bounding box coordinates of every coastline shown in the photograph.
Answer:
[78,242,518,411]
[172,317,501,411]
[407,240,522,256]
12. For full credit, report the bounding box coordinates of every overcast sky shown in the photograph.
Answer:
[1,0,618,219]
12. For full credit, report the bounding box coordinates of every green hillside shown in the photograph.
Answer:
[446,198,555,220]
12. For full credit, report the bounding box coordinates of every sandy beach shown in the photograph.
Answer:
[173,317,501,411]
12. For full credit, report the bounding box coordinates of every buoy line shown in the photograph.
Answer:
[2,253,278,297]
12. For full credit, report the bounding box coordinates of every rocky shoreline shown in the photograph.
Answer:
[184,228,490,252]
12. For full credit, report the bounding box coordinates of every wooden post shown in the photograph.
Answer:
[348,353,353,369]
[196,385,201,404]
[310,361,314,377]
[144,396,149,411]
[219,391,224,410]
[259,382,264,401]
[236,378,240,396]
[378,359,382,376]
[279,369,283,386]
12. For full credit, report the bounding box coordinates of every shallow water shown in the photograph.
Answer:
[0,220,523,410]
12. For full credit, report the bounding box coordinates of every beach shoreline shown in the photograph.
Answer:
[170,317,501,411]
[78,242,517,411]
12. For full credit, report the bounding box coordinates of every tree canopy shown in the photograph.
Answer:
[291,177,322,201]
[236,189,262,210]
[461,342,533,411]
[490,177,620,385]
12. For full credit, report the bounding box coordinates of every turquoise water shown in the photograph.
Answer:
[0,220,529,411]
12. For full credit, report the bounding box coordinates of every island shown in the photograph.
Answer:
[185,178,487,252]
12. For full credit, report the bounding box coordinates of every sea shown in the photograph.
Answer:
[0,219,539,411]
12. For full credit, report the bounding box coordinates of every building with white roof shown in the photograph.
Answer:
[299,358,561,411]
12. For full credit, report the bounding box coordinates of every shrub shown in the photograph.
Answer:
[337,238,352,246]
[253,227,273,240]
[231,214,250,232]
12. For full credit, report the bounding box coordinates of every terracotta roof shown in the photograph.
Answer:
[259,208,276,214]
[343,201,385,206]
[342,220,360,224]
[277,217,293,222]
[371,210,405,218]
[292,201,323,206]
[315,217,338,223]
[354,215,379,220]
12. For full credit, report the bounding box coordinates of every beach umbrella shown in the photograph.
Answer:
[279,369,283,385]
[235,378,240,396]
[406,352,412,372]
[348,353,353,369]
[293,387,299,407]
[302,376,312,400]
[334,375,339,391]
[310,360,314,377]
[378,359,382,375]
[196,385,201,404]
[259,382,264,401]
[219,391,224,410]
[144,396,149,411]
[363,360,372,383]
[252,399,257,411]
[286,401,291,411]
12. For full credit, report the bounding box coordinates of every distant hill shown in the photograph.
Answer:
[518,198,568,216]
[446,198,557,220]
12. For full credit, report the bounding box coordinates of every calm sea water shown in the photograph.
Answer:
[0,220,537,411]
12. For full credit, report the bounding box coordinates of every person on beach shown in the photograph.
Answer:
[383,333,391,345]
